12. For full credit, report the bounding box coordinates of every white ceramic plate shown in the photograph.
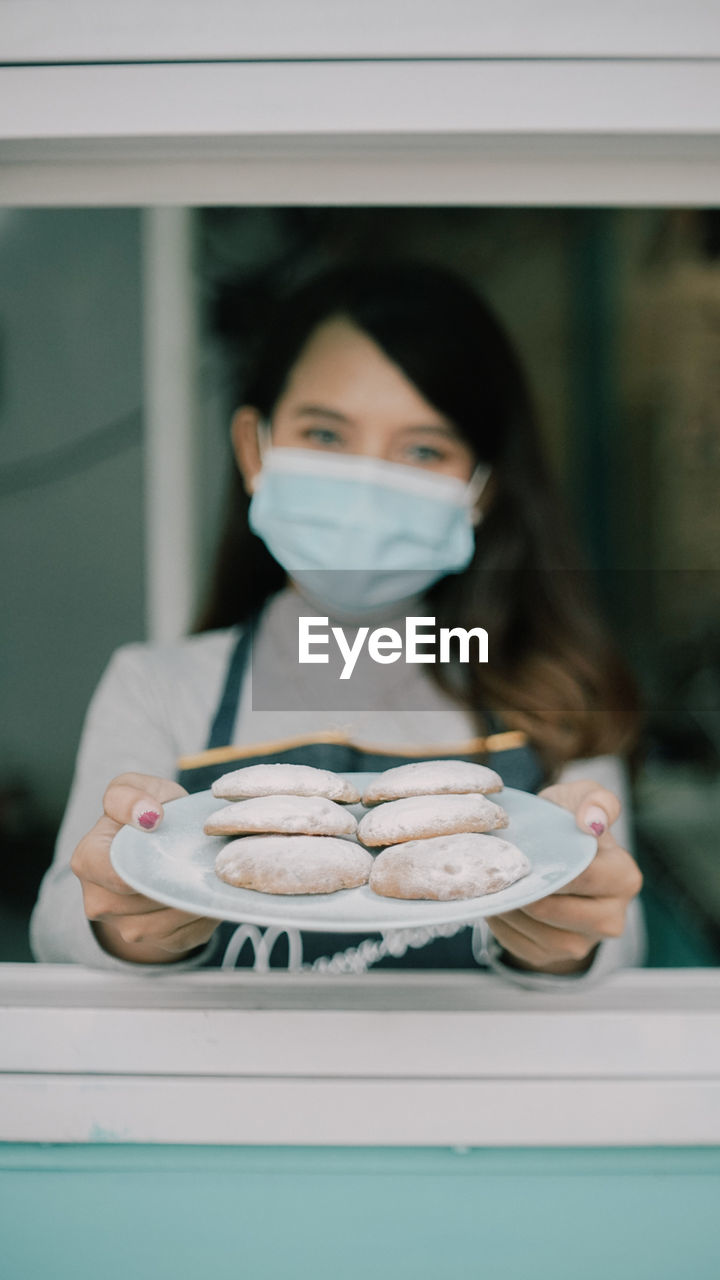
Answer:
[110,773,597,932]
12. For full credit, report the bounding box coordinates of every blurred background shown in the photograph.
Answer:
[1,205,719,964]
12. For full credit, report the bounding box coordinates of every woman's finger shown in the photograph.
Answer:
[486,915,551,968]
[82,884,175,920]
[71,819,142,895]
[554,843,643,899]
[521,893,627,938]
[539,780,621,836]
[489,908,598,961]
[155,916,220,954]
[574,786,621,838]
[487,914,598,968]
[102,774,188,833]
[112,909,217,952]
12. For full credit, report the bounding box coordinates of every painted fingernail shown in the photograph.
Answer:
[584,805,608,836]
[135,808,160,831]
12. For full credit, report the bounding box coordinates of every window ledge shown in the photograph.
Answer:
[3,964,719,1146]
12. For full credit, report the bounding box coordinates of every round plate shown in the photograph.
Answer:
[109,774,597,932]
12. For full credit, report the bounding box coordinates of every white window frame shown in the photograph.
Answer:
[2,59,720,207]
[4,0,720,62]
[2,965,720,1146]
[2,2,719,1147]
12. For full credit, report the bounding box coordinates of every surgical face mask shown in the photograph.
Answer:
[247,432,490,619]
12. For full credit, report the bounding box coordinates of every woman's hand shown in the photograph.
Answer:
[71,772,220,964]
[486,779,643,976]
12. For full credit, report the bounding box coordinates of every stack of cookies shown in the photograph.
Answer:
[206,763,372,895]
[206,759,530,903]
[358,761,530,901]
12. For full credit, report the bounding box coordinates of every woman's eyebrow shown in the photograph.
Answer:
[294,405,353,423]
[293,407,458,436]
[400,423,459,438]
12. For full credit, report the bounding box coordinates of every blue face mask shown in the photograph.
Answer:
[248,442,490,619]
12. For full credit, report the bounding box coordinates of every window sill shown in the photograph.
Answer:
[2,963,719,1146]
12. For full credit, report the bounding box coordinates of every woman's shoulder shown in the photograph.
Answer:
[98,627,240,702]
[83,627,243,749]
[111,626,238,666]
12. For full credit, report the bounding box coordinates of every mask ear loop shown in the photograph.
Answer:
[248,418,273,493]
[257,418,273,460]
[467,463,492,524]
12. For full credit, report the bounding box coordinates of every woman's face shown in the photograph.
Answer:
[233,316,477,490]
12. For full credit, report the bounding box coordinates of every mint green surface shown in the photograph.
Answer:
[2,1145,720,1280]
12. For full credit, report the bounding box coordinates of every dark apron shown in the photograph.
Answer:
[177,617,546,969]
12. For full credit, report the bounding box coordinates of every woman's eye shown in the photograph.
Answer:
[405,444,446,464]
[301,427,344,448]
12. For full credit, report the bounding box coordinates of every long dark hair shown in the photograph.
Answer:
[198,260,640,771]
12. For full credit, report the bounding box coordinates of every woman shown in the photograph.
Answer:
[31,261,644,981]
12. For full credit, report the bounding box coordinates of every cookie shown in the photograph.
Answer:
[215,835,373,895]
[357,793,508,847]
[211,763,360,804]
[204,794,358,837]
[369,832,530,900]
[362,760,503,806]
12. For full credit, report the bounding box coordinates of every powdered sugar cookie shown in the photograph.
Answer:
[211,763,360,804]
[357,793,508,847]
[215,835,373,895]
[362,760,503,806]
[204,794,358,837]
[369,832,530,900]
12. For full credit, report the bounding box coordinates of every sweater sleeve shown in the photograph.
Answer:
[484,754,647,989]
[29,644,222,971]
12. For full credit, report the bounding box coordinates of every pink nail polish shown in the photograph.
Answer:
[584,804,608,837]
[138,810,159,830]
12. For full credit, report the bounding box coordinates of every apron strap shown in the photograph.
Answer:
[481,706,505,736]
[207,612,259,751]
